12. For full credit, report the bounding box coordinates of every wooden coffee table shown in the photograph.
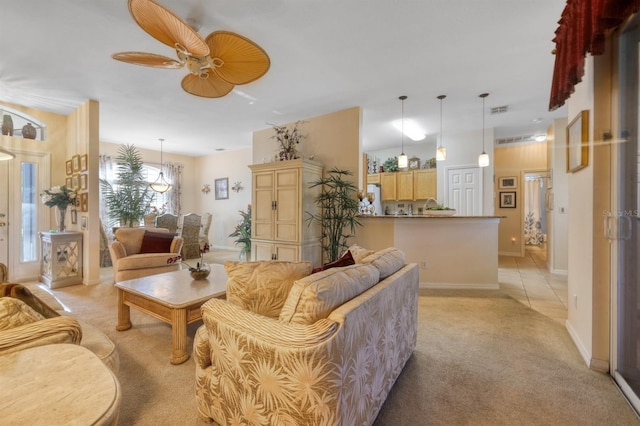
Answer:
[115,266,227,364]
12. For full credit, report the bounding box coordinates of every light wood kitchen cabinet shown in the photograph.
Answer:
[249,159,323,266]
[380,172,397,201]
[367,173,380,185]
[414,169,437,200]
[396,171,414,201]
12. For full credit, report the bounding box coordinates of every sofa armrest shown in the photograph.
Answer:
[0,316,82,355]
[170,237,183,256]
[195,298,338,370]
[109,241,127,260]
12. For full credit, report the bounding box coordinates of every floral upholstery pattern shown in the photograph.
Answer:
[361,247,405,279]
[225,261,312,318]
[194,258,419,425]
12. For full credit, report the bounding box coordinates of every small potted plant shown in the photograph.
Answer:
[181,243,211,279]
[229,205,252,260]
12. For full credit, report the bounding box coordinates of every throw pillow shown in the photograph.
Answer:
[361,247,405,279]
[224,261,312,318]
[0,297,46,331]
[347,244,375,263]
[311,250,355,273]
[139,230,175,253]
[279,263,380,325]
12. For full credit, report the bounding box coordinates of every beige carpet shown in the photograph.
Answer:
[43,282,638,425]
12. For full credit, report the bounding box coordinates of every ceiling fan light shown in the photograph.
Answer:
[0,148,15,161]
[436,146,446,161]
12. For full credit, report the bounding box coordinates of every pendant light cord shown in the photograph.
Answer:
[159,138,164,172]
[400,95,406,154]
[479,93,489,152]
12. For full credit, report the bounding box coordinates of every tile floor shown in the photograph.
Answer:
[498,243,568,324]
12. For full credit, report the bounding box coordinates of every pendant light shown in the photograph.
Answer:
[436,95,446,161]
[150,138,172,193]
[478,93,490,168]
[397,95,408,169]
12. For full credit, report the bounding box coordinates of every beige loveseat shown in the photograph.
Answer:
[194,246,419,425]
[0,283,119,373]
[109,227,183,283]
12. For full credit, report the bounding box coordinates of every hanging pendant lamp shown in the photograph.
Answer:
[150,138,172,193]
[397,95,408,169]
[478,93,490,167]
[436,95,446,161]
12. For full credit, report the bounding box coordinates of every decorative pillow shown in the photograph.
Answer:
[361,247,405,279]
[311,250,355,274]
[279,263,380,325]
[224,261,312,318]
[0,297,46,331]
[0,283,60,318]
[139,230,175,253]
[346,244,375,263]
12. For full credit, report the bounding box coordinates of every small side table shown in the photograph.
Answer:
[40,231,83,288]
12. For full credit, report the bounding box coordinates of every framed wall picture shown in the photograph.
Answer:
[65,177,72,188]
[72,174,80,190]
[80,173,87,190]
[81,216,88,231]
[80,192,88,212]
[66,160,73,176]
[72,154,81,173]
[80,154,88,171]
[566,110,589,173]
[499,191,517,208]
[71,209,78,225]
[498,176,517,189]
[215,177,229,200]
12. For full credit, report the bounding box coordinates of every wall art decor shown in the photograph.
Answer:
[215,177,229,200]
[499,191,517,208]
[566,110,589,173]
[499,176,517,189]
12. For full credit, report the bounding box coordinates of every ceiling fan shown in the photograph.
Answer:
[112,0,270,98]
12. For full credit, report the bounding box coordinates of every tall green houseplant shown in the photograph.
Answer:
[229,205,252,260]
[101,144,155,228]
[307,168,361,263]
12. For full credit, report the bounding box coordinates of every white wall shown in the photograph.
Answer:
[565,57,596,366]
[195,148,252,251]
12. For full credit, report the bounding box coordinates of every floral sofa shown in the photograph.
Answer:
[194,246,419,425]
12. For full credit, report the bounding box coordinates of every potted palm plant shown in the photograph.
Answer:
[100,144,155,228]
[307,168,361,263]
[229,205,252,260]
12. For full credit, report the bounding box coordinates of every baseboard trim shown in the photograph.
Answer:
[420,282,500,290]
[549,267,568,276]
[589,357,609,373]
[565,319,592,368]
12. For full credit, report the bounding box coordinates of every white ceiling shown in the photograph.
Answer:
[0,0,567,157]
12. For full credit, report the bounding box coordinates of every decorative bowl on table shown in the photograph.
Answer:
[189,263,211,280]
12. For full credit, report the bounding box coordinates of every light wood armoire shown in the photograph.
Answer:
[249,159,323,267]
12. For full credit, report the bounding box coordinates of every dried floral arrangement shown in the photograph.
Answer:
[268,120,307,161]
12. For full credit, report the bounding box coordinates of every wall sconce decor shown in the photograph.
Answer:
[201,184,211,194]
[231,181,244,193]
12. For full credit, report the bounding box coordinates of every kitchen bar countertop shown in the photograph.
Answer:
[358,214,505,219]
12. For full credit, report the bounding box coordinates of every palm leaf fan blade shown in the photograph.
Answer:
[112,52,183,68]
[128,0,209,57]
[181,73,234,98]
[206,31,270,85]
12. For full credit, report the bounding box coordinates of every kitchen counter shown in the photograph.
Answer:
[352,215,502,289]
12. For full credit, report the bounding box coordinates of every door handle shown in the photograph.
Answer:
[604,215,615,241]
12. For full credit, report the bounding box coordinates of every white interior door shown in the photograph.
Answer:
[446,166,482,215]
[0,161,8,267]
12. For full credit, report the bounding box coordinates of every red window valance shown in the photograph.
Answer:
[549,0,640,110]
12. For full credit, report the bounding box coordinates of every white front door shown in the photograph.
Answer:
[4,152,50,281]
[446,166,482,215]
